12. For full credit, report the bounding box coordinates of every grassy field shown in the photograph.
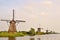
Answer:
[0,32,25,37]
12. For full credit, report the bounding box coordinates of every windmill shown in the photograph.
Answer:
[1,9,26,33]
[37,24,43,32]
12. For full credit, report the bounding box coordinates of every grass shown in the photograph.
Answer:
[0,32,24,37]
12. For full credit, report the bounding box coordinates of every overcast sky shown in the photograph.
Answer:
[0,0,60,32]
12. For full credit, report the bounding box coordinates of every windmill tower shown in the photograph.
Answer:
[37,24,43,32]
[1,9,26,33]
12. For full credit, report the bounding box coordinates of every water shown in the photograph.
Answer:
[0,34,60,40]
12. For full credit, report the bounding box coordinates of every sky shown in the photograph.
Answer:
[0,0,60,32]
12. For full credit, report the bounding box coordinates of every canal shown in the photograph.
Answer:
[0,34,60,40]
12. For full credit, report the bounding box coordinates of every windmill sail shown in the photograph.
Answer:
[13,9,14,20]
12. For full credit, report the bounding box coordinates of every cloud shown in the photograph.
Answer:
[40,1,53,7]
[23,1,51,17]
[40,12,48,16]
[40,1,52,5]
[23,1,53,11]
[40,1,52,4]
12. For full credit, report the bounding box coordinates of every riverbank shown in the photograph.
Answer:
[0,31,58,37]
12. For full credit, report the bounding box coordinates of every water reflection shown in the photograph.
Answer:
[37,38,40,40]
[30,38,35,40]
[30,38,41,40]
[8,37,16,40]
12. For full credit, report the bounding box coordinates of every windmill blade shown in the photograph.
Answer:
[1,19,10,22]
[16,20,26,22]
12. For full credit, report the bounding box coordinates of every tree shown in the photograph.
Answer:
[29,28,35,36]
